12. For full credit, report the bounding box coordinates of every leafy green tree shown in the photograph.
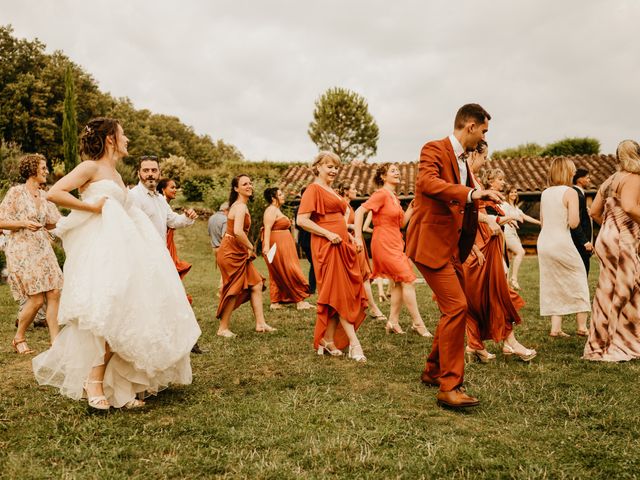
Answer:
[308,87,379,163]
[491,143,543,159]
[160,155,190,184]
[541,137,600,157]
[62,64,78,173]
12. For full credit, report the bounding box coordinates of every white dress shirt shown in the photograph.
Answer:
[448,134,475,203]
[128,182,194,240]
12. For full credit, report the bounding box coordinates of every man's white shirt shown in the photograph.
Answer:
[129,182,194,240]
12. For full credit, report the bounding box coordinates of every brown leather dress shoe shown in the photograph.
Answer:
[420,370,440,387]
[436,388,480,408]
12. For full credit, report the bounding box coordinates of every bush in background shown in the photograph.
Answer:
[160,155,190,184]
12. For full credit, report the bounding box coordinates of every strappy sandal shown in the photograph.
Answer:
[83,380,110,410]
[411,324,433,338]
[317,339,343,356]
[255,324,277,333]
[12,338,35,355]
[368,311,387,321]
[124,398,145,409]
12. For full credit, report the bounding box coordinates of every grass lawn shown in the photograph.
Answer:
[1,219,639,479]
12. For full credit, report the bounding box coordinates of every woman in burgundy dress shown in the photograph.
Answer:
[354,163,431,337]
[296,152,368,362]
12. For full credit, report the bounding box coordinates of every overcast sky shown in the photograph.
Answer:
[2,0,639,162]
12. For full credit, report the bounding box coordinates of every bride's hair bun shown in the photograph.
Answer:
[80,118,120,160]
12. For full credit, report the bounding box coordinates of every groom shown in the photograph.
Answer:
[406,103,502,409]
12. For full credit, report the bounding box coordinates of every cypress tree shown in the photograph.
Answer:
[62,64,79,173]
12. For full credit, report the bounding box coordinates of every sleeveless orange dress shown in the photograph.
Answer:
[363,188,416,283]
[299,183,367,350]
[463,187,524,348]
[263,217,310,304]
[347,207,372,281]
[216,213,265,318]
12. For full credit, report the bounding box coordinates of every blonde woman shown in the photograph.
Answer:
[537,158,590,337]
[584,140,640,361]
[501,185,541,290]
[296,152,368,362]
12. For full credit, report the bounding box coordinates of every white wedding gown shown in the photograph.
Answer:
[32,180,201,407]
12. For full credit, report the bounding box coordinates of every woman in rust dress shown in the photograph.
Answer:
[584,140,640,361]
[157,178,192,279]
[216,174,275,337]
[463,142,536,362]
[336,181,386,321]
[261,187,312,311]
[296,151,368,362]
[354,163,431,337]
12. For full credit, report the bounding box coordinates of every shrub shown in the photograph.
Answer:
[182,174,218,201]
[160,155,190,184]
[117,162,138,187]
[541,137,600,157]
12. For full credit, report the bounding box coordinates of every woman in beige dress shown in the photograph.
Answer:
[584,140,640,361]
[0,154,62,354]
[537,158,590,337]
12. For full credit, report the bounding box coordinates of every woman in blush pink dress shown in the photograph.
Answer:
[354,163,431,337]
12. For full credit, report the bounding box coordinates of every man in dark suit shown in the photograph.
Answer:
[406,103,502,409]
[571,168,593,274]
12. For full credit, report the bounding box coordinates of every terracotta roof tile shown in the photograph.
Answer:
[279,154,617,198]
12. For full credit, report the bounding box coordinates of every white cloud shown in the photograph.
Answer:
[2,0,639,163]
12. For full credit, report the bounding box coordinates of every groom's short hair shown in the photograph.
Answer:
[454,104,491,130]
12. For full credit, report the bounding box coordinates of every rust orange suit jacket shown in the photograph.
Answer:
[406,137,479,269]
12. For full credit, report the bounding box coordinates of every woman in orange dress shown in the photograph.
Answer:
[157,178,192,280]
[354,163,431,337]
[216,174,275,337]
[261,187,313,311]
[463,142,536,362]
[296,151,368,362]
[336,181,386,322]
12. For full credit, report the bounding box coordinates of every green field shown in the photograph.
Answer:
[1,220,638,479]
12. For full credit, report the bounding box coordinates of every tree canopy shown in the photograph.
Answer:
[492,138,601,159]
[0,25,242,170]
[308,87,379,163]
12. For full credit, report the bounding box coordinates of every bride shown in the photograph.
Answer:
[33,117,201,410]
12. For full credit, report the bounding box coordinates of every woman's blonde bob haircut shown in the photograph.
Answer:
[311,151,341,176]
[547,158,575,186]
[616,140,640,174]
[481,167,504,188]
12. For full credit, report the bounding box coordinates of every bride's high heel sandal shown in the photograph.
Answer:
[124,397,145,409]
[317,339,343,356]
[502,344,537,362]
[348,344,367,363]
[83,380,110,410]
[411,324,432,338]
[385,321,405,335]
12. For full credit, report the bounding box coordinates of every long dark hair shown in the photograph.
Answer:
[156,177,174,195]
[228,173,252,206]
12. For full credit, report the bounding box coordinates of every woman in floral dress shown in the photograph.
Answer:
[0,154,63,354]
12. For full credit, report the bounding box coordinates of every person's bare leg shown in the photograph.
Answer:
[339,317,365,361]
[13,293,44,352]
[218,295,237,335]
[364,280,384,317]
[385,282,404,333]
[85,343,113,408]
[576,312,588,332]
[44,289,60,343]
[510,246,525,288]
[401,282,430,336]
[550,315,568,336]
[375,278,387,302]
[251,282,275,332]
